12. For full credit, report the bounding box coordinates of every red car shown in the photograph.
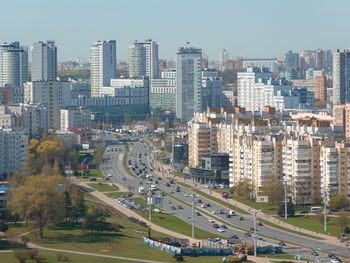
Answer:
[257,221,263,226]
[197,199,202,203]
[250,227,255,231]
[213,224,220,229]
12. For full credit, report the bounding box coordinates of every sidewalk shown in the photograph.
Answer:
[148,145,347,248]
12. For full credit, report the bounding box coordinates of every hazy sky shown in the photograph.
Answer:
[2,0,350,62]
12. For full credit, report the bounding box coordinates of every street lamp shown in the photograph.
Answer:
[191,193,196,238]
[281,177,291,220]
[321,187,330,232]
[248,208,263,257]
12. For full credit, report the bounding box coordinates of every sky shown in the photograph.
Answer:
[1,0,350,62]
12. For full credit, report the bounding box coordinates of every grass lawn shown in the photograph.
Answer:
[25,219,225,263]
[106,192,129,198]
[0,251,142,263]
[274,215,350,238]
[87,183,116,192]
[78,168,104,179]
[6,223,34,237]
[257,253,306,260]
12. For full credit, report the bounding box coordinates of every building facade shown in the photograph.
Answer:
[150,70,176,112]
[60,108,91,132]
[333,49,350,104]
[176,47,202,122]
[31,41,57,81]
[90,40,116,97]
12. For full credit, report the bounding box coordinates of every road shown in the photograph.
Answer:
[99,133,350,262]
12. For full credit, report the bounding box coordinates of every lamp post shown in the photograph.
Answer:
[321,188,329,232]
[249,208,263,257]
[282,177,290,220]
[191,194,196,238]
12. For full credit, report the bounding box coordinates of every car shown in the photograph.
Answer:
[200,204,207,208]
[213,224,219,229]
[221,224,227,229]
[300,210,308,214]
[278,241,286,246]
[166,183,170,187]
[328,254,335,259]
[206,203,211,207]
[250,227,255,231]
[160,192,165,196]
[158,177,161,180]
[153,208,161,213]
[170,206,176,210]
[311,252,319,257]
[195,212,201,216]
[208,219,215,223]
[218,228,225,233]
[244,232,251,238]
[212,210,216,214]
[197,199,202,203]
[331,259,341,263]
[226,214,231,218]
[257,221,263,226]
[184,193,188,197]
[88,178,97,181]
[167,200,172,204]
[239,216,244,220]
[155,180,158,184]
[257,237,264,241]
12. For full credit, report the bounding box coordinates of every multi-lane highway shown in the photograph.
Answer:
[99,133,350,262]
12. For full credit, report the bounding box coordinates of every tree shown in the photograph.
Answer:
[277,199,295,217]
[261,175,284,205]
[230,178,252,200]
[83,209,110,234]
[93,143,105,168]
[7,174,65,238]
[337,211,349,232]
[63,191,73,222]
[71,197,87,223]
[329,195,348,209]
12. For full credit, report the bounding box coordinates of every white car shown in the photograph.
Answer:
[218,228,225,233]
[153,208,161,213]
[201,204,207,208]
[184,193,188,197]
[208,218,215,223]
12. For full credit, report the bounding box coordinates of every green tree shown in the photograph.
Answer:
[64,191,73,222]
[93,143,105,168]
[8,175,65,238]
[337,211,349,232]
[277,199,295,217]
[0,220,9,232]
[261,175,284,205]
[329,195,348,209]
[83,209,110,234]
[230,178,252,200]
[71,197,87,223]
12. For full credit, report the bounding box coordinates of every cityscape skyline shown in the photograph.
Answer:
[2,0,350,61]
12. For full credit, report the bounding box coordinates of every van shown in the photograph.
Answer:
[229,210,236,216]
[311,207,321,213]
[138,187,144,193]
[150,185,156,191]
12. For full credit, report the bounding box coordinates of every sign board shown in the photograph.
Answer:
[256,196,269,203]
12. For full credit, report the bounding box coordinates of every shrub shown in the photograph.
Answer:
[14,251,29,263]
[344,226,350,234]
[172,254,184,262]
[0,220,9,232]
[56,254,64,261]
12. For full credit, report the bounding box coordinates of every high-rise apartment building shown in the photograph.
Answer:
[285,50,299,69]
[315,76,327,101]
[0,128,28,174]
[176,47,202,122]
[23,81,71,131]
[150,70,176,112]
[128,39,158,79]
[90,40,116,97]
[31,41,57,81]
[333,49,350,104]
[0,42,28,86]
[60,108,91,132]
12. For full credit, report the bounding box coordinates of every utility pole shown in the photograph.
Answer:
[282,177,289,220]
[148,182,152,222]
[192,194,196,238]
[322,188,329,232]
[249,208,262,257]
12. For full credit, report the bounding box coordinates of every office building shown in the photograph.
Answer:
[243,58,278,72]
[219,49,229,64]
[333,49,350,104]
[0,128,28,174]
[60,108,91,132]
[176,47,202,122]
[238,67,314,111]
[90,40,116,97]
[31,41,57,81]
[150,70,176,112]
[0,42,28,86]
[70,80,91,99]
[128,39,158,79]
[201,69,222,109]
[315,76,327,101]
[23,81,71,131]
[285,51,299,69]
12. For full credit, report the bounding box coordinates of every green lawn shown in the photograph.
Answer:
[106,192,129,198]
[24,219,225,263]
[6,223,34,237]
[257,253,306,260]
[0,251,141,263]
[274,215,350,238]
[87,183,117,192]
[78,168,104,179]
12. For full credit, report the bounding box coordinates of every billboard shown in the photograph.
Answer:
[256,196,269,203]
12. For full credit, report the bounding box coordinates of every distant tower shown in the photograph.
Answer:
[128,39,158,79]
[176,47,202,122]
[0,42,28,86]
[333,49,350,104]
[90,40,116,97]
[31,40,57,81]
[219,49,229,63]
